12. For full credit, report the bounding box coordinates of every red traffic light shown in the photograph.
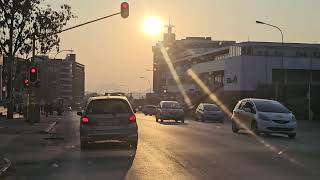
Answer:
[23,79,29,87]
[31,67,37,73]
[29,66,38,82]
[121,2,129,18]
[121,2,129,9]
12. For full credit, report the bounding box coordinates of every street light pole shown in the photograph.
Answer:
[140,76,152,93]
[256,20,285,100]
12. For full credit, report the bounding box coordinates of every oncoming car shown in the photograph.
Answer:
[78,96,138,149]
[231,98,297,138]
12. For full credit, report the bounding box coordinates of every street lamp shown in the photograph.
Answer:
[140,76,152,93]
[54,49,74,59]
[256,20,285,100]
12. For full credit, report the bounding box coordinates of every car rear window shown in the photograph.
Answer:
[204,105,220,111]
[162,102,181,109]
[254,100,290,113]
[86,99,131,114]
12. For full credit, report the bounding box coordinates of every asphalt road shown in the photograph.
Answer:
[4,112,320,180]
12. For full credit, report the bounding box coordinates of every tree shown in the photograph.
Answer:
[0,0,75,118]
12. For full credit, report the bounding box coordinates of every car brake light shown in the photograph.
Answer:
[81,117,89,123]
[129,115,136,122]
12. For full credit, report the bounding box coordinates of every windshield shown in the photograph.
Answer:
[204,105,220,111]
[162,102,181,109]
[254,100,290,113]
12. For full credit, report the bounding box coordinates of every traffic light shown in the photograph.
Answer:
[29,66,38,83]
[121,2,129,18]
[23,79,29,88]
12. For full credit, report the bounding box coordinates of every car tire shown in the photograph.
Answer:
[232,120,239,133]
[251,121,260,135]
[80,140,88,149]
[288,133,296,139]
[200,115,205,122]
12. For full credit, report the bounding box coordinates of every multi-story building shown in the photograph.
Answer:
[35,54,85,107]
[152,24,235,94]
[153,27,320,119]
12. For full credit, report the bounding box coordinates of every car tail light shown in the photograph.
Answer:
[129,115,136,122]
[81,117,89,123]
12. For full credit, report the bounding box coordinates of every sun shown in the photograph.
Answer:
[143,16,163,35]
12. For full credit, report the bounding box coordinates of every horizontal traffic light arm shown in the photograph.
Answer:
[36,12,121,39]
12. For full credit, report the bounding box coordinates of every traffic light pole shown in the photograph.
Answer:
[28,11,123,122]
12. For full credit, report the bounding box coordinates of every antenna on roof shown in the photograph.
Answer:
[165,16,175,34]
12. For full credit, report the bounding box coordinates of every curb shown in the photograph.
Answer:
[39,120,60,134]
[0,157,12,177]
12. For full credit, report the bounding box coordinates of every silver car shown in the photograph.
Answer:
[78,96,138,149]
[195,103,224,122]
[231,98,297,138]
[156,101,185,123]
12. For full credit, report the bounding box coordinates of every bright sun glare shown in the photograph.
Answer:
[144,16,163,35]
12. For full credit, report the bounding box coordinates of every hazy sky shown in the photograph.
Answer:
[46,0,320,93]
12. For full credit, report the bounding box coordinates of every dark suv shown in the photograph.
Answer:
[78,96,138,149]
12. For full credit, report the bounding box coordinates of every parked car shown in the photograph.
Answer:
[156,101,185,123]
[231,98,297,138]
[195,103,224,122]
[78,95,138,149]
[142,105,157,116]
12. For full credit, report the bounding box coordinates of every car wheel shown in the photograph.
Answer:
[251,121,260,135]
[232,120,239,133]
[80,140,88,149]
[288,133,296,139]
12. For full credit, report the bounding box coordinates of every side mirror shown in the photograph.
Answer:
[77,111,82,116]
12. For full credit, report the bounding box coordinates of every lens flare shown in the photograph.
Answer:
[159,42,193,107]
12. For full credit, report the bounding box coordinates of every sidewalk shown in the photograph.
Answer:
[0,113,62,177]
[0,114,61,135]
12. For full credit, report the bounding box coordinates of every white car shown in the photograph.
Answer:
[156,101,185,123]
[231,98,297,138]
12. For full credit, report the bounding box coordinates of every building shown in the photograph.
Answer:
[152,28,320,119]
[35,54,85,107]
[152,24,235,94]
